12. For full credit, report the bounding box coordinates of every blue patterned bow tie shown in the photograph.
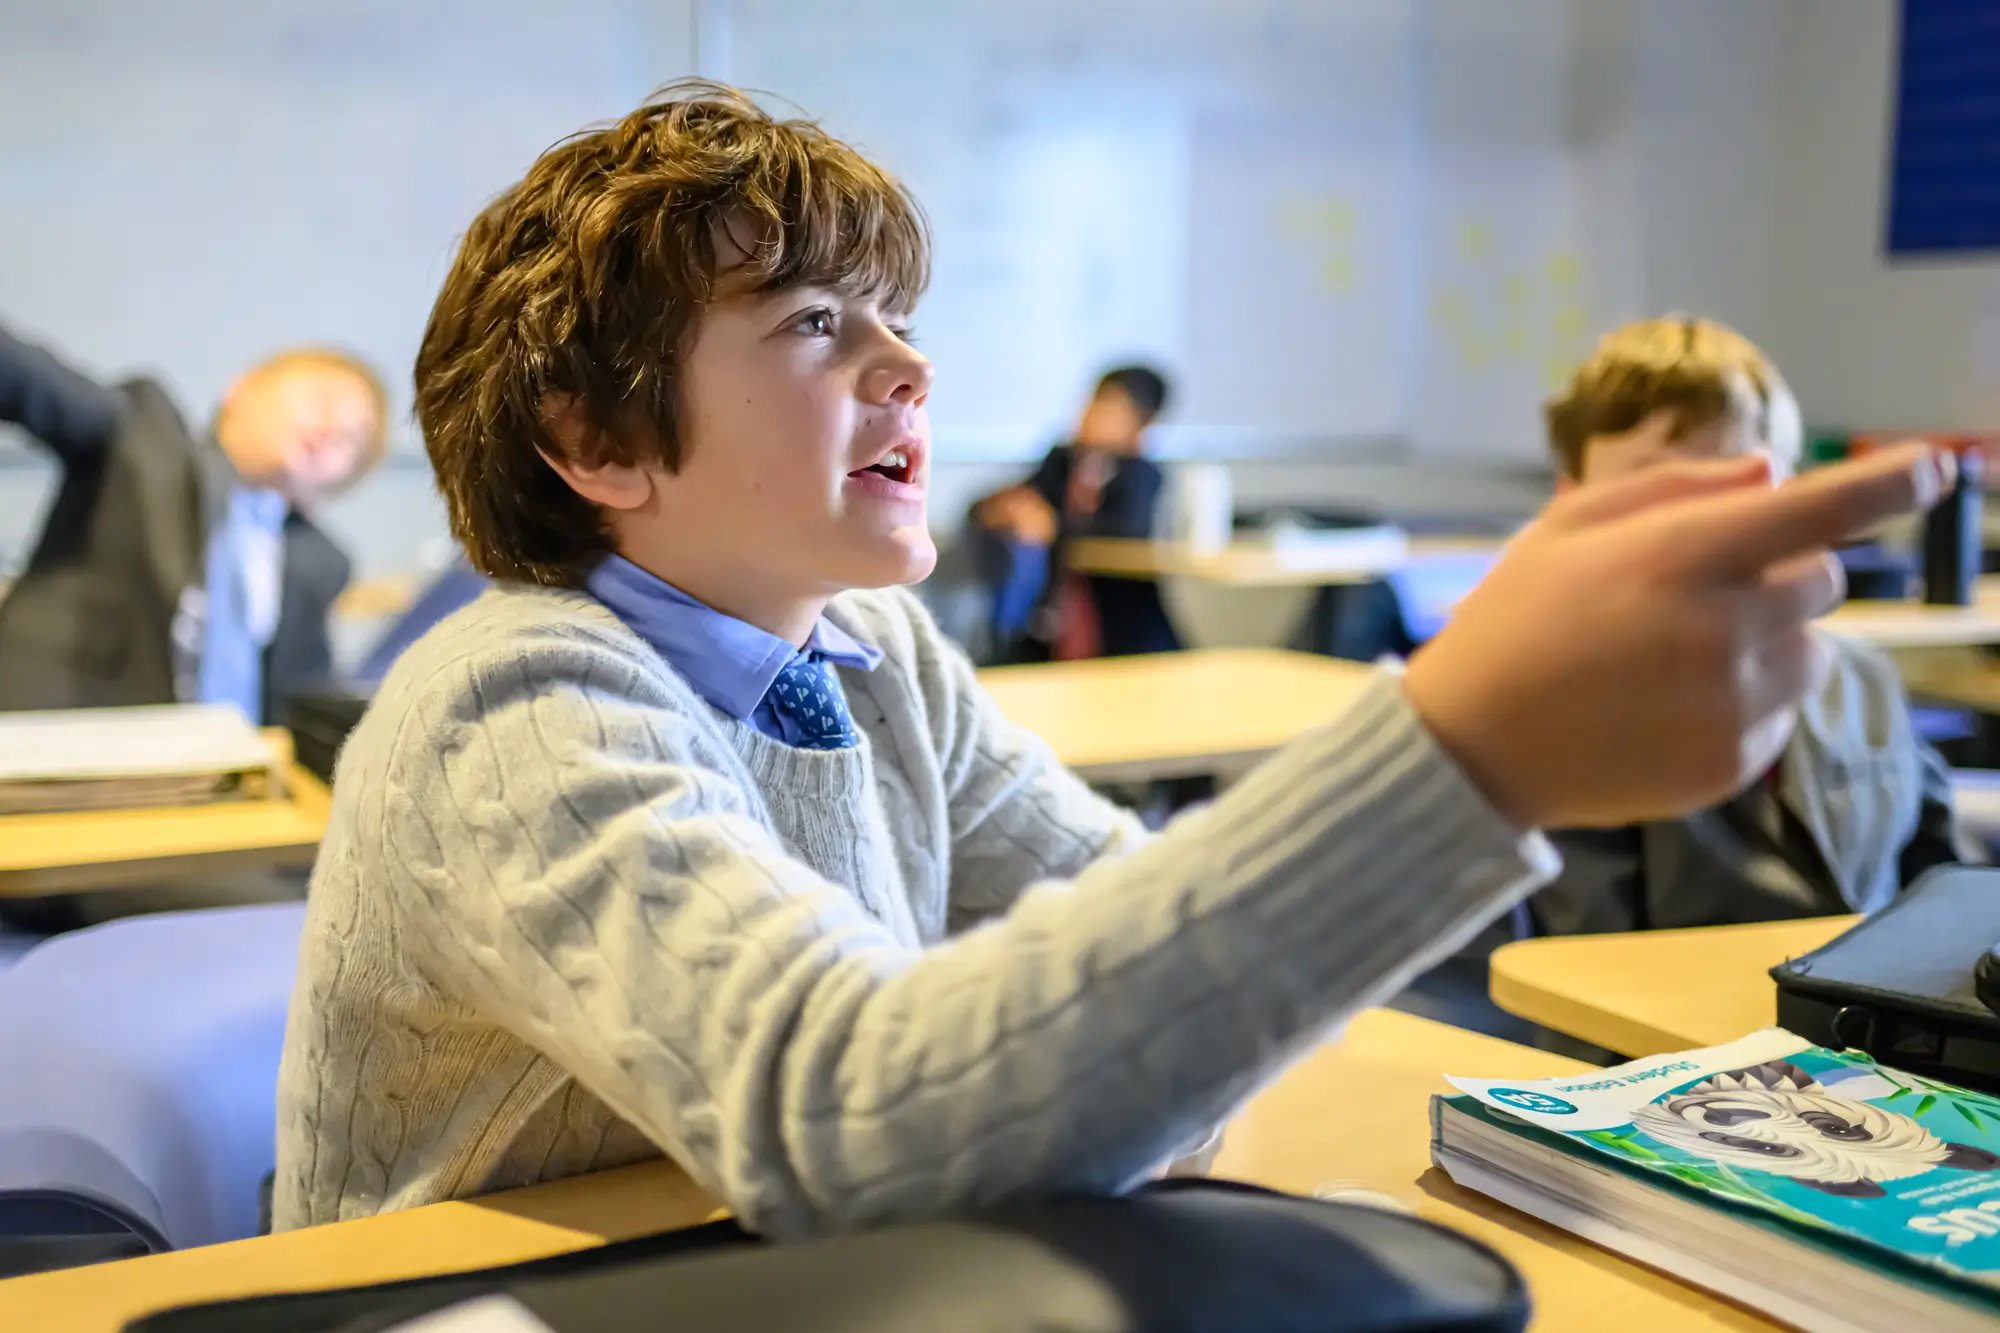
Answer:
[766,652,859,750]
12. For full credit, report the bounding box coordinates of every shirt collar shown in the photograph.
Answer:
[583,554,880,720]
[230,487,289,533]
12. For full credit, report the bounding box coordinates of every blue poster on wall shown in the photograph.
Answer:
[1887,0,2000,255]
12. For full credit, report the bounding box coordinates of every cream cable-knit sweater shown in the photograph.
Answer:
[274,584,1556,1237]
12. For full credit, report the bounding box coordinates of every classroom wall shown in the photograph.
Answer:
[1621,0,1786,343]
[1441,0,2000,440]
[1584,0,2000,437]
[0,0,697,579]
[0,0,1571,585]
[7,0,1985,590]
[1765,0,2000,434]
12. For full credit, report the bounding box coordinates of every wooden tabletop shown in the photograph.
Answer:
[0,730,331,896]
[1899,652,2000,712]
[1489,917,1856,1057]
[1058,541,2000,647]
[0,1156,722,1332]
[332,573,420,621]
[1063,536,1503,588]
[977,648,1375,783]
[0,649,1361,891]
[0,1010,1772,1332]
[1821,579,2000,648]
[1215,1011,1772,1330]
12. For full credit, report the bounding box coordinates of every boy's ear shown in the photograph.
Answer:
[537,390,654,512]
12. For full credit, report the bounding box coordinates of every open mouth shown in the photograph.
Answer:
[849,447,918,485]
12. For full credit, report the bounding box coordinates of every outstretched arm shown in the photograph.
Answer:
[0,321,121,466]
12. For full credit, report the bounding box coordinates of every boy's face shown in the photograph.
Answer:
[1580,414,1764,486]
[655,277,936,599]
[219,363,382,505]
[1578,385,1802,490]
[1075,384,1146,455]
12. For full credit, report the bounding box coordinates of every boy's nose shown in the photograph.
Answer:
[863,347,935,407]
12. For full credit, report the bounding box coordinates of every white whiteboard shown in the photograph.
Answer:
[0,0,693,448]
[720,0,1425,458]
[0,0,1603,468]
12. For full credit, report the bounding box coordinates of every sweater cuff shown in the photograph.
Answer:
[1369,660,1561,883]
[1227,665,1562,943]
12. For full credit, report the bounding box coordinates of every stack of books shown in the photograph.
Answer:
[0,704,279,815]
[1433,1029,2000,1331]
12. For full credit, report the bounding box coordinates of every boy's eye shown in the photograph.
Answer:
[891,326,918,346]
[793,308,836,337]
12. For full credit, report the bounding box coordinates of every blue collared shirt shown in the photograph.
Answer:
[583,554,881,746]
[190,487,289,723]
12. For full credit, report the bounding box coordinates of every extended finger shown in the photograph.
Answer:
[1671,443,1951,581]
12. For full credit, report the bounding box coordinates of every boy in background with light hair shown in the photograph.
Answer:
[1533,315,1964,936]
[0,327,388,720]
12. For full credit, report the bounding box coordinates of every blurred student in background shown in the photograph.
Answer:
[1532,316,1966,935]
[971,365,1180,660]
[0,322,386,722]
[0,321,386,930]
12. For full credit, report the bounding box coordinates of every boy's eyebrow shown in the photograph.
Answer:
[746,281,898,314]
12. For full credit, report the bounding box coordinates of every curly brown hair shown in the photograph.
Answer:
[415,80,931,585]
[1544,315,1791,481]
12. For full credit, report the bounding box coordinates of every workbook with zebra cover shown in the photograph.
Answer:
[1432,1029,2000,1332]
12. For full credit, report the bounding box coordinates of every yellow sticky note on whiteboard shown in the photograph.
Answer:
[1317,198,1357,236]
[1457,219,1495,262]
[1552,304,1590,341]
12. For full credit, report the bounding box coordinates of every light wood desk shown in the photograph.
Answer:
[1490,917,1856,1056]
[332,573,420,621]
[1216,1011,1771,1330]
[0,730,331,897]
[1062,542,2000,647]
[0,1157,722,1333]
[1822,579,2000,648]
[1899,653,2000,712]
[1064,536,1503,589]
[0,1010,1771,1332]
[977,648,1374,783]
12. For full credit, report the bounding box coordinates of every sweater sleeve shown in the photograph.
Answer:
[383,636,1557,1239]
[886,592,1151,924]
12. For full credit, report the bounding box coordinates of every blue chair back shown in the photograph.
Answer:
[1386,550,1499,644]
[0,902,304,1268]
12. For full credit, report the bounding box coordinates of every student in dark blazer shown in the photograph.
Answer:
[0,322,387,932]
[0,320,387,723]
[971,364,1179,661]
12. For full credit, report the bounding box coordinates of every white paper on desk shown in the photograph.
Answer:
[384,1295,557,1333]
[0,704,272,782]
